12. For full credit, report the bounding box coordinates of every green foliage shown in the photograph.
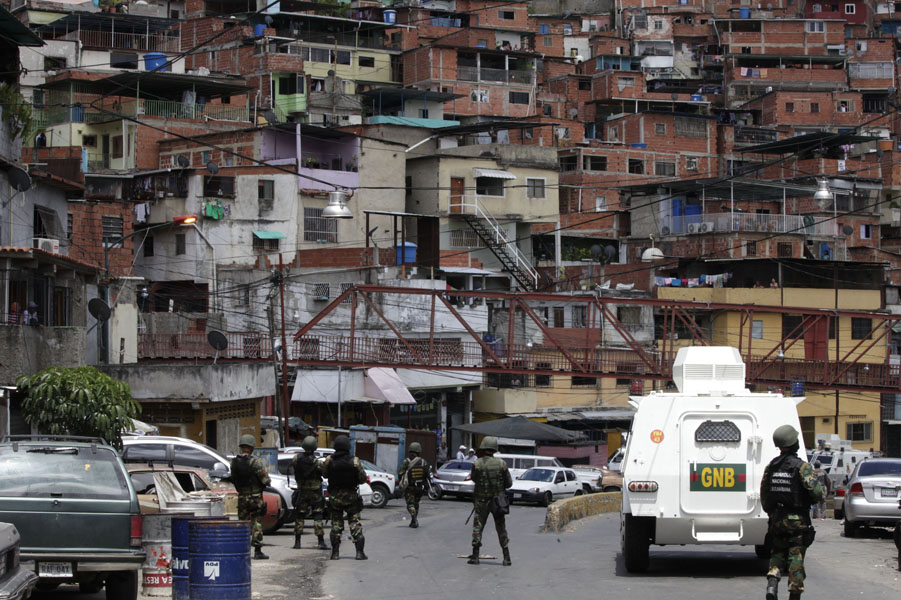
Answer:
[0,82,32,142]
[16,367,141,449]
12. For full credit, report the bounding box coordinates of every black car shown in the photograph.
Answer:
[0,522,37,599]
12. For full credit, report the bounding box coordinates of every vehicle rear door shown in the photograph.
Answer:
[680,411,758,517]
[564,470,579,496]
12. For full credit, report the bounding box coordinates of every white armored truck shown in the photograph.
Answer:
[620,346,806,572]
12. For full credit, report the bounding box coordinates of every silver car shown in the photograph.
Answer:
[842,458,901,537]
[432,460,474,498]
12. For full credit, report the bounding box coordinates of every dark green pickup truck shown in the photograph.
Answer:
[0,436,144,599]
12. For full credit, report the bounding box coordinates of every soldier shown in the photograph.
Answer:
[291,436,328,550]
[398,442,430,528]
[761,425,824,600]
[467,436,513,567]
[230,434,271,560]
[320,435,368,560]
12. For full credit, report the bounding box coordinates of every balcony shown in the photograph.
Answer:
[734,126,780,147]
[36,99,249,128]
[456,66,535,85]
[660,213,839,237]
[58,29,181,53]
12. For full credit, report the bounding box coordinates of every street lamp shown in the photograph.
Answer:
[322,190,353,219]
[99,215,197,364]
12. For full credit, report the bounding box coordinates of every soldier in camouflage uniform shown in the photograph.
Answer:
[292,436,328,550]
[468,436,513,566]
[320,435,368,560]
[761,425,824,600]
[230,434,271,560]
[398,442,430,528]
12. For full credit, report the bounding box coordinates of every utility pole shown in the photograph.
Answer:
[277,253,291,446]
[266,302,285,448]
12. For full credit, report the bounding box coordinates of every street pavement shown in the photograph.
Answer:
[30,497,901,600]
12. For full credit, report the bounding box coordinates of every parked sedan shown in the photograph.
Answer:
[507,467,583,506]
[571,465,604,492]
[432,461,475,498]
[0,522,37,600]
[843,458,901,537]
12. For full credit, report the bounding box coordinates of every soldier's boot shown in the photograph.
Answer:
[410,513,419,528]
[502,547,511,566]
[765,576,779,600]
[467,545,480,565]
[253,547,269,560]
[317,534,328,550]
[329,533,341,560]
[788,592,801,600]
[292,534,302,549]
[354,535,368,560]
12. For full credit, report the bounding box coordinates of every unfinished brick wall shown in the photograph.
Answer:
[67,201,137,276]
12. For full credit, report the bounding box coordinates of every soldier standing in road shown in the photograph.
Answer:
[467,436,513,566]
[398,442,430,528]
[761,425,824,600]
[320,435,368,560]
[292,436,328,550]
[230,434,271,560]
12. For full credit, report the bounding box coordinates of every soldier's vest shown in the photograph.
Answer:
[407,458,428,485]
[473,456,507,498]
[231,455,262,495]
[327,453,358,492]
[764,453,809,512]
[294,454,320,490]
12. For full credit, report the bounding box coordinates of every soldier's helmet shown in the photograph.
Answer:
[409,442,422,454]
[773,425,799,448]
[479,436,499,452]
[301,436,318,453]
[239,434,256,449]
[333,435,351,451]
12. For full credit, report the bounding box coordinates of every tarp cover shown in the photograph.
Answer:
[453,415,581,441]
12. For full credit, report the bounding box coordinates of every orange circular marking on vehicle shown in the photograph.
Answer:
[650,429,664,444]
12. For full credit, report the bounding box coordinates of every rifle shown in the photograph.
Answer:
[464,505,475,525]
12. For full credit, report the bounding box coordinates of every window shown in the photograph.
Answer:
[44,56,66,71]
[475,176,504,196]
[572,376,597,386]
[252,235,279,251]
[526,178,546,199]
[559,155,578,171]
[855,40,867,52]
[122,443,167,463]
[102,215,123,245]
[312,283,330,300]
[777,242,793,257]
[175,233,186,255]
[304,207,338,243]
[359,56,375,68]
[851,317,872,339]
[654,161,676,176]
[846,422,872,442]
[785,102,795,113]
[806,21,825,32]
[595,196,606,212]
[524,127,534,140]
[143,235,154,257]
[860,224,872,239]
[449,230,485,248]
[111,135,123,159]
[111,52,138,69]
[82,134,97,147]
[310,78,325,91]
[782,315,803,339]
[173,445,219,470]
[509,91,530,104]
[203,176,235,197]
[539,24,550,34]
[686,157,698,170]
[258,179,274,202]
[66,212,73,240]
[752,320,763,339]
[563,24,573,35]
[470,89,489,103]
[810,102,820,113]
[499,10,515,19]
[844,3,856,13]
[572,305,588,328]
[655,123,666,135]
[542,35,552,46]
[419,108,430,118]
[617,306,641,331]
[581,155,607,172]
[653,19,664,30]
[278,75,304,95]
[743,240,756,257]
[556,127,570,139]
[675,116,706,138]
[553,306,565,327]
[628,159,644,174]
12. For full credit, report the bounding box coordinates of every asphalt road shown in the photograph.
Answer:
[29,498,901,600]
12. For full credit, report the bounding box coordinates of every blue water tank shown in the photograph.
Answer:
[791,381,804,397]
[739,7,750,18]
[691,94,703,101]
[254,24,266,37]
[384,9,397,24]
[188,520,251,600]
[144,52,168,73]
[396,242,417,265]
[171,516,221,600]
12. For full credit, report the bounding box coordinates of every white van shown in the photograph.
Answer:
[621,346,806,573]
[496,453,564,480]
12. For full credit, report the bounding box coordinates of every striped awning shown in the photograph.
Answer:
[473,168,516,180]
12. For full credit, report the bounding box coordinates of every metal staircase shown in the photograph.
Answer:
[450,196,539,290]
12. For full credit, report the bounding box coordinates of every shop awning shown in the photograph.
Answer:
[473,168,516,180]
[364,368,417,405]
[253,231,286,240]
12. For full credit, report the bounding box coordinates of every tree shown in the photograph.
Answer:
[15,366,141,449]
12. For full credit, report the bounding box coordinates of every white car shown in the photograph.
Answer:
[571,465,605,492]
[506,467,584,506]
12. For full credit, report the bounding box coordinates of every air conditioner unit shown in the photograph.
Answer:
[34,237,60,253]
[700,221,714,233]
[687,222,699,234]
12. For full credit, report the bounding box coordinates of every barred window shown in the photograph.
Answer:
[340,282,353,304]
[304,207,338,243]
[848,62,893,79]
[312,283,330,300]
[572,305,588,328]
[674,116,707,138]
[450,229,485,248]
[654,161,676,176]
[102,215,123,245]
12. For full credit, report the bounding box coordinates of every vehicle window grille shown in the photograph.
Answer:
[695,420,741,443]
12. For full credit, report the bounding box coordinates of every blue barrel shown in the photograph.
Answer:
[791,381,804,397]
[395,241,417,265]
[254,24,266,37]
[383,9,397,24]
[172,515,221,600]
[188,520,251,600]
[691,94,703,102]
[144,52,168,72]
[739,7,750,18]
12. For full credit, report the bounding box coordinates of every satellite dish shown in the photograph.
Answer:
[590,244,603,261]
[264,15,274,25]
[207,330,228,351]
[176,154,190,168]
[604,245,617,261]
[8,166,31,192]
[842,225,854,235]
[263,109,279,125]
[88,298,111,322]
[206,161,219,174]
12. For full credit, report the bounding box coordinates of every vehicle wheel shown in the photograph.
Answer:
[622,515,651,573]
[427,485,442,501]
[541,491,553,507]
[370,484,389,509]
[582,484,593,494]
[834,507,843,520]
[574,488,585,496]
[105,571,138,600]
[35,581,60,592]
[843,519,860,538]
[603,486,622,493]
[79,580,104,594]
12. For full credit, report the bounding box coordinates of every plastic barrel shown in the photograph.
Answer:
[254,24,266,37]
[188,520,251,600]
[142,514,174,597]
[144,52,168,72]
[690,94,703,101]
[395,241,417,265]
[171,515,221,600]
[739,7,750,18]
[383,9,397,24]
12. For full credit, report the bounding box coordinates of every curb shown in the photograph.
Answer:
[542,492,622,532]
